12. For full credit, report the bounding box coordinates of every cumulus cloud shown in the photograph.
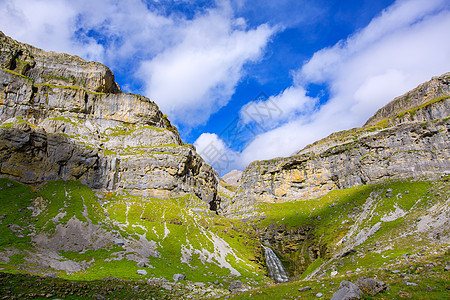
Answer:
[0,0,275,128]
[0,0,104,60]
[194,133,238,174]
[139,9,274,126]
[0,0,189,65]
[221,0,450,171]
[240,86,317,129]
[4,0,169,62]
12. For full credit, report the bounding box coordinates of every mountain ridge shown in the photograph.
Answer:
[224,73,450,217]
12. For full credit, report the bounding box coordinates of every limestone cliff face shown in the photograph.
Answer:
[227,73,450,216]
[0,32,217,206]
[365,72,450,126]
[0,31,120,93]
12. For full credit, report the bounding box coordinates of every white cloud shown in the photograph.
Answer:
[139,9,274,126]
[0,0,102,59]
[351,69,409,117]
[0,0,275,127]
[233,0,450,169]
[240,86,317,128]
[194,133,238,174]
[0,0,181,64]
[297,0,449,85]
[238,119,332,164]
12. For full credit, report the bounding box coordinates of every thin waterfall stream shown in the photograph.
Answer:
[263,245,289,283]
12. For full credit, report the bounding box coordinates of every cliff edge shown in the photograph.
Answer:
[226,73,450,217]
[0,31,218,208]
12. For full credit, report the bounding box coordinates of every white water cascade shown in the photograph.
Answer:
[263,245,289,283]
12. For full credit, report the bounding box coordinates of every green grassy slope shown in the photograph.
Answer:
[224,175,450,299]
[0,176,448,299]
[0,178,267,298]
[224,250,449,299]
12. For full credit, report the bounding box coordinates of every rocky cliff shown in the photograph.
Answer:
[365,73,450,126]
[226,73,450,216]
[0,31,218,207]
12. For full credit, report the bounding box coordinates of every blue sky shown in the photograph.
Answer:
[1,0,450,175]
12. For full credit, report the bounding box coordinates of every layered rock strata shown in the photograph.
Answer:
[365,73,450,126]
[0,31,120,93]
[0,31,217,206]
[228,73,450,215]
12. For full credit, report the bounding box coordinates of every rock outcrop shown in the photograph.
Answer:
[355,277,387,296]
[0,31,218,207]
[227,73,450,215]
[331,280,363,300]
[365,73,450,126]
[0,31,120,93]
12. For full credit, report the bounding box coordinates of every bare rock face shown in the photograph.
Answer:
[0,31,218,207]
[0,31,120,93]
[365,72,450,126]
[0,123,109,189]
[228,280,249,293]
[227,73,450,216]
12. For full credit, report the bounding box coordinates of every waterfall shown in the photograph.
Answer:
[263,245,289,283]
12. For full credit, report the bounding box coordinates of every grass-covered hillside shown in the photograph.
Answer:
[0,175,448,299]
[224,249,449,300]
[0,178,268,298]
[223,175,450,299]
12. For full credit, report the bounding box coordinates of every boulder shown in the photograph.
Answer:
[113,239,125,246]
[228,280,249,293]
[398,290,412,298]
[331,280,362,300]
[355,277,387,296]
[173,274,186,282]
